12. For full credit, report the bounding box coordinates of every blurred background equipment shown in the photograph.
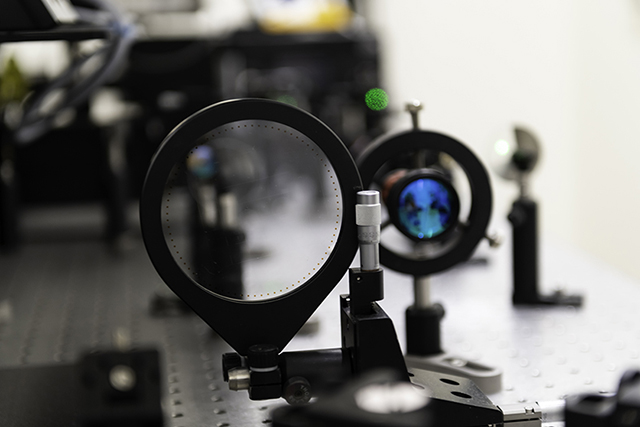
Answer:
[565,369,640,427]
[0,345,164,426]
[212,27,382,149]
[0,0,135,250]
[9,0,135,144]
[491,126,583,307]
[1,0,79,33]
[0,0,384,252]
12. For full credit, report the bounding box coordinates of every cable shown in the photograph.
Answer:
[12,0,136,144]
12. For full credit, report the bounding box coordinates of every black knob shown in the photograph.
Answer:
[247,344,279,369]
[222,352,242,381]
[283,376,312,405]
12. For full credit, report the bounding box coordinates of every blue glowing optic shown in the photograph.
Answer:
[187,145,217,180]
[397,178,456,240]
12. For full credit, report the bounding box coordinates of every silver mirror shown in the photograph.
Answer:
[491,126,541,182]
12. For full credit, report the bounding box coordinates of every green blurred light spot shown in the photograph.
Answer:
[276,95,298,107]
[365,88,389,111]
[494,139,510,156]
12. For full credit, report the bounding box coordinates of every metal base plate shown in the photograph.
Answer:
[406,352,503,395]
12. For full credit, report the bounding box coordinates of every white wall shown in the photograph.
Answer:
[365,0,640,281]
[572,2,640,280]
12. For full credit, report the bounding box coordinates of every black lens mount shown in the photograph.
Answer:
[140,98,362,355]
[358,130,492,277]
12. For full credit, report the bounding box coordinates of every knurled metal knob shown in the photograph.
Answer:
[247,344,279,369]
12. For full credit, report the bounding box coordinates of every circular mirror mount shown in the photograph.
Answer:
[141,99,362,355]
[358,130,492,277]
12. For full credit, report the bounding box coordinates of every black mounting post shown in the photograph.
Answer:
[406,304,445,356]
[340,267,408,378]
[405,275,444,357]
[101,125,130,245]
[191,189,245,295]
[403,274,502,395]
[0,126,19,251]
[510,196,582,306]
[341,190,408,378]
[193,226,245,292]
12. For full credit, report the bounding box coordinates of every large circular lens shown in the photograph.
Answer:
[141,99,361,355]
[388,170,460,242]
[162,119,342,302]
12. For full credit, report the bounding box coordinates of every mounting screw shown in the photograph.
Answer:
[283,377,312,405]
[247,344,279,369]
[405,100,423,130]
[485,232,503,248]
[109,365,136,392]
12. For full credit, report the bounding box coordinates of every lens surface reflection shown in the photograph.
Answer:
[397,178,456,240]
[162,120,342,302]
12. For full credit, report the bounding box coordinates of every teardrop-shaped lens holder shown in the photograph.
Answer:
[357,130,492,277]
[140,99,362,355]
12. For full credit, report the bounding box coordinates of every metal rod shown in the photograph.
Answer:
[518,173,529,198]
[413,276,431,308]
[405,99,423,131]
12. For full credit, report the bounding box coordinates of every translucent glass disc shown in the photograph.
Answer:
[161,120,342,301]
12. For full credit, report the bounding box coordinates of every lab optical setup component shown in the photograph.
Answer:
[357,101,493,278]
[141,98,414,402]
[492,126,582,306]
[140,99,509,423]
[358,100,501,394]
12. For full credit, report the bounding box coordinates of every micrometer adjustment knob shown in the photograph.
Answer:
[355,191,381,228]
[356,190,381,271]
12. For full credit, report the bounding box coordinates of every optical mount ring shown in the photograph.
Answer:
[357,130,492,277]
